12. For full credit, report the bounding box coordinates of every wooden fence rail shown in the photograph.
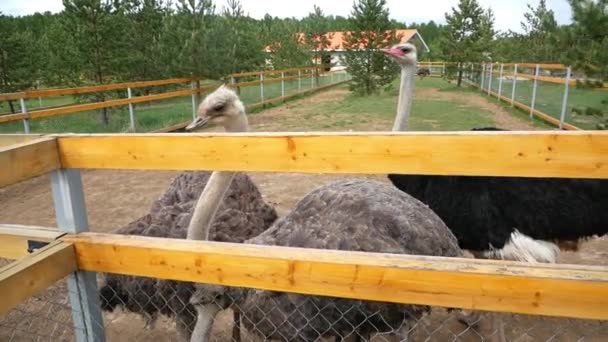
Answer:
[0,77,198,101]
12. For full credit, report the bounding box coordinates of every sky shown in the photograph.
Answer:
[0,0,573,33]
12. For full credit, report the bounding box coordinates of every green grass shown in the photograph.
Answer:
[483,76,607,129]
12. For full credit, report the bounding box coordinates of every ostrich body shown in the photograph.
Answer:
[98,88,276,341]
[185,85,463,341]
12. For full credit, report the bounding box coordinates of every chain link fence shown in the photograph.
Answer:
[461,63,607,130]
[4,258,605,342]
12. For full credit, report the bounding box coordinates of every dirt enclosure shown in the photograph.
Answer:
[1,87,607,341]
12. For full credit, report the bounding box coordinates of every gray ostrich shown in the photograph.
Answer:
[184,85,463,341]
[98,97,277,340]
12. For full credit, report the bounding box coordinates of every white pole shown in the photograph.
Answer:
[511,64,518,106]
[20,98,30,133]
[559,66,572,129]
[37,80,42,108]
[191,81,197,119]
[260,74,264,102]
[127,87,136,132]
[281,72,285,98]
[310,69,314,89]
[497,64,504,100]
[530,64,540,118]
[298,70,301,92]
[487,64,493,95]
[480,64,486,90]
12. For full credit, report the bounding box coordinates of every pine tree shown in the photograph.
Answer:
[441,0,491,86]
[343,0,398,95]
[521,0,558,62]
[304,5,333,84]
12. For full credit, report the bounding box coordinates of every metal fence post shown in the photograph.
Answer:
[311,69,314,89]
[330,71,334,84]
[281,72,285,98]
[480,64,486,90]
[487,63,493,95]
[530,64,540,118]
[497,64,504,99]
[19,98,31,133]
[443,63,446,76]
[260,74,264,102]
[127,87,136,132]
[559,66,572,129]
[191,81,197,119]
[37,80,42,108]
[51,169,106,342]
[298,70,302,92]
[511,64,518,106]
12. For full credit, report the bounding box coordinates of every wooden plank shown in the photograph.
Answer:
[0,112,28,124]
[227,67,318,78]
[0,241,76,315]
[62,233,608,320]
[0,134,44,147]
[0,138,60,188]
[0,92,26,101]
[56,131,607,179]
[0,224,65,259]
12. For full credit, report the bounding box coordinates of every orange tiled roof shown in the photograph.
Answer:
[265,29,419,52]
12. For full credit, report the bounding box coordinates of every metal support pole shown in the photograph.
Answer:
[127,87,136,132]
[497,64,504,99]
[260,74,264,102]
[487,64,493,95]
[530,64,540,118]
[51,169,106,342]
[20,98,31,133]
[191,81,197,119]
[480,64,486,90]
[298,70,301,92]
[330,71,334,84]
[559,66,572,129]
[511,64,518,106]
[311,69,314,89]
[37,80,42,108]
[443,63,446,76]
[281,72,285,98]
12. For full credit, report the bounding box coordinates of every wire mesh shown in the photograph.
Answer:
[94,271,608,342]
[0,258,75,342]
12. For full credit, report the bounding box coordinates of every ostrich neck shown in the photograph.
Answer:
[392,64,416,132]
[186,111,248,241]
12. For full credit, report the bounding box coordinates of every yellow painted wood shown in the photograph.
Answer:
[56,131,608,179]
[0,241,76,315]
[0,138,60,188]
[62,233,608,320]
[0,134,44,148]
[0,224,65,259]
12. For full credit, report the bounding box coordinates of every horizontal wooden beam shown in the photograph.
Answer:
[491,71,575,86]
[0,134,44,147]
[0,224,66,259]
[62,233,608,320]
[0,137,60,188]
[0,78,200,101]
[227,67,318,78]
[0,241,76,315]
[55,131,608,179]
[0,87,215,123]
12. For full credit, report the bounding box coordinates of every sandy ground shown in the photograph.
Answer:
[0,86,606,341]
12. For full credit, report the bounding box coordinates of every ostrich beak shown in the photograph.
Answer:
[186,116,210,131]
[381,48,405,59]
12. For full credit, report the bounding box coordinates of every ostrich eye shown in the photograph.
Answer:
[401,47,411,53]
[213,103,226,112]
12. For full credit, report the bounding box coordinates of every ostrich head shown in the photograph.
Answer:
[381,43,417,67]
[186,85,248,133]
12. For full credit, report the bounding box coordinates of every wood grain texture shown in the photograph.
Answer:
[0,138,60,188]
[56,131,607,178]
[0,241,76,315]
[0,225,65,259]
[62,233,608,320]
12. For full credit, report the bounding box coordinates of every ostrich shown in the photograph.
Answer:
[381,42,608,263]
[381,42,608,339]
[97,133,277,339]
[184,85,463,341]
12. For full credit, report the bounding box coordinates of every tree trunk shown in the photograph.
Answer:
[8,100,16,114]
[457,68,463,87]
